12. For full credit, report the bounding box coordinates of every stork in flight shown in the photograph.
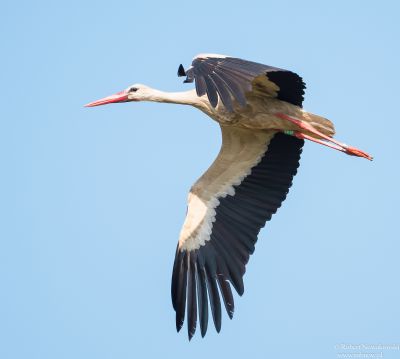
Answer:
[85,54,372,340]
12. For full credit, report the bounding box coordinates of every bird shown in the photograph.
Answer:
[85,53,372,340]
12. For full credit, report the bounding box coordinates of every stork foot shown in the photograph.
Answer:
[343,145,373,160]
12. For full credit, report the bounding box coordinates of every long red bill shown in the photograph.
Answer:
[84,91,128,107]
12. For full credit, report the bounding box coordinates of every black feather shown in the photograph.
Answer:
[177,64,186,77]
[175,251,188,332]
[205,268,222,332]
[187,253,197,340]
[216,274,234,319]
[196,260,208,337]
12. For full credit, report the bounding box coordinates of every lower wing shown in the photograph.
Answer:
[172,127,304,339]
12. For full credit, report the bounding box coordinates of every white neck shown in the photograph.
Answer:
[145,88,203,108]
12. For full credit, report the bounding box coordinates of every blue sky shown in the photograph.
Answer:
[2,0,399,358]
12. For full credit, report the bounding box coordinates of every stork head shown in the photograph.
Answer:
[84,84,151,107]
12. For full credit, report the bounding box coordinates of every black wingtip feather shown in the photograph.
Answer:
[187,253,197,340]
[217,274,234,319]
[177,64,186,77]
[196,263,208,337]
[171,245,181,311]
[203,248,222,333]
[175,251,188,332]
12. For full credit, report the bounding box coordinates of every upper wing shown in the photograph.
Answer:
[178,54,306,111]
[171,127,304,339]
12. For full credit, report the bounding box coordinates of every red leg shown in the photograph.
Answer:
[276,113,373,161]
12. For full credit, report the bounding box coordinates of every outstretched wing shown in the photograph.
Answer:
[171,127,304,339]
[178,54,305,111]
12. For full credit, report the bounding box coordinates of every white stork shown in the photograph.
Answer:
[85,54,372,340]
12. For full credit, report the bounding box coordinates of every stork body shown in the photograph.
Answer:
[86,54,371,340]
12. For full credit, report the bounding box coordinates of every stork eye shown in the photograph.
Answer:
[129,87,138,92]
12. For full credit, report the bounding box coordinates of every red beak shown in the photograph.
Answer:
[84,91,129,107]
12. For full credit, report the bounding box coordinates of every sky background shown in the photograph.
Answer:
[1,0,399,358]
